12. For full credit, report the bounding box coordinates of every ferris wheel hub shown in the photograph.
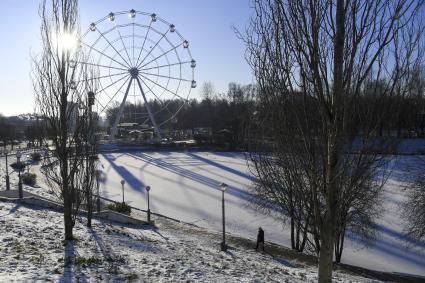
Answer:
[129,67,139,78]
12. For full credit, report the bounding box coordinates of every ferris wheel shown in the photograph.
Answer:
[75,9,196,141]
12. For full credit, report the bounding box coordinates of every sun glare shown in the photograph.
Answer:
[52,31,78,53]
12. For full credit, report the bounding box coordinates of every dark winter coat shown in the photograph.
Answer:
[257,228,264,243]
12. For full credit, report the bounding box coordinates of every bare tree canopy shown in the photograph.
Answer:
[32,0,96,240]
[242,0,424,282]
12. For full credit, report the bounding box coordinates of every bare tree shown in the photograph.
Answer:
[403,157,425,241]
[33,0,85,240]
[200,81,216,100]
[81,67,100,228]
[242,0,424,282]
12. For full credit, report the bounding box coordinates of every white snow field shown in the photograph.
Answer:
[0,200,375,282]
[97,151,425,277]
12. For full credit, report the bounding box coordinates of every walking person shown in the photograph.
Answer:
[255,227,265,252]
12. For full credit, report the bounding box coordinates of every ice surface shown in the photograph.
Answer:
[97,151,425,276]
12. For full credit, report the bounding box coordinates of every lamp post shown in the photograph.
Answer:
[121,179,125,204]
[16,152,23,199]
[146,185,151,222]
[3,149,10,190]
[220,182,228,252]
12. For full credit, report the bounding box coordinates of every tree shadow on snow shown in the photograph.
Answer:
[102,153,145,192]
[9,202,22,213]
[88,223,159,259]
[59,240,75,283]
[186,152,256,182]
[128,152,253,202]
[346,227,425,269]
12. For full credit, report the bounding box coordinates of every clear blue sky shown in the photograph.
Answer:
[0,0,254,116]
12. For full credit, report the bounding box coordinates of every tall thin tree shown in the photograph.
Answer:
[33,0,85,240]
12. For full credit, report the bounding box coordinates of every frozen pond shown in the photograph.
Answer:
[97,151,425,276]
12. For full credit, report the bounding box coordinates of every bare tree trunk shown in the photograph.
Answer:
[319,219,334,282]
[335,223,346,263]
[290,217,295,249]
[318,0,345,280]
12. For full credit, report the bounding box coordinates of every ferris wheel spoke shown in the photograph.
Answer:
[75,71,128,83]
[139,71,192,83]
[139,42,184,69]
[95,29,133,68]
[132,21,135,66]
[137,30,169,69]
[97,73,130,99]
[139,74,187,101]
[135,22,153,67]
[141,61,192,72]
[77,60,128,72]
[83,43,130,70]
[138,74,173,114]
[98,76,132,114]
[94,99,107,114]
[115,24,134,67]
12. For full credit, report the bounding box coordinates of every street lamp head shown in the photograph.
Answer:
[146,186,151,192]
[121,179,125,185]
[88,91,95,106]
[219,183,228,192]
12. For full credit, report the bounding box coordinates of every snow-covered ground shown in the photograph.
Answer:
[96,151,425,277]
[1,150,425,278]
[0,201,374,282]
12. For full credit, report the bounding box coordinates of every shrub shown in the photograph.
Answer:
[10,161,26,171]
[22,172,37,186]
[106,202,132,215]
[31,152,41,161]
[74,256,103,266]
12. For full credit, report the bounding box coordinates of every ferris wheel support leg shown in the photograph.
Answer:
[110,79,134,142]
[136,77,163,141]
